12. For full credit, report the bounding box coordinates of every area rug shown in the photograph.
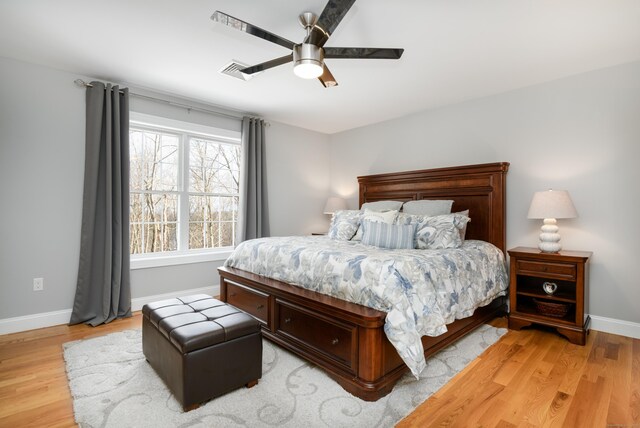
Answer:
[63,324,506,427]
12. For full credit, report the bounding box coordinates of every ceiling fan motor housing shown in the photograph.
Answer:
[293,43,324,78]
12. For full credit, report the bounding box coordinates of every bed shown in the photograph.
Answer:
[218,162,509,401]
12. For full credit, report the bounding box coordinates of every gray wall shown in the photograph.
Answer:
[2,53,638,329]
[329,60,640,325]
[0,56,330,320]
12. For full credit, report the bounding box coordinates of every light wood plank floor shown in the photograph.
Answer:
[1,315,638,427]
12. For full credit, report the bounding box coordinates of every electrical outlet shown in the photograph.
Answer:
[33,277,44,291]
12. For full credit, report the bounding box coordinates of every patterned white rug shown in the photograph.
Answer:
[63,324,506,427]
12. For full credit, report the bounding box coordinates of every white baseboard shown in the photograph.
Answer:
[0,308,74,336]
[0,285,220,336]
[590,315,640,339]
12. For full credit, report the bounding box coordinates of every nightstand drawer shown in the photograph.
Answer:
[516,260,576,280]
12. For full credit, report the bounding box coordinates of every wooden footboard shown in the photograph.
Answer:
[219,266,506,401]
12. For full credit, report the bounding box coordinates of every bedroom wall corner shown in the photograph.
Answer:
[327,60,640,334]
[264,121,331,236]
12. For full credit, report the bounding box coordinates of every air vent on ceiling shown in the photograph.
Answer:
[219,60,259,81]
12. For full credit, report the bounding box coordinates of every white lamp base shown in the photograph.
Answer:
[538,218,562,253]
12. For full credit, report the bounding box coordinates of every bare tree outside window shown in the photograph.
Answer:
[129,126,240,255]
[188,137,240,249]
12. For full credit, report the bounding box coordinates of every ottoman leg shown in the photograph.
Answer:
[183,403,201,412]
[246,380,258,388]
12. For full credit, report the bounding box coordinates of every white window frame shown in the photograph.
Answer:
[129,112,241,270]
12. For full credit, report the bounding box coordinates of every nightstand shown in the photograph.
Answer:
[508,246,592,345]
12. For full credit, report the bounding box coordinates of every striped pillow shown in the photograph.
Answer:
[361,220,416,250]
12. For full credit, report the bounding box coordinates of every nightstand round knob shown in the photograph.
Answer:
[284,317,292,324]
[331,338,339,345]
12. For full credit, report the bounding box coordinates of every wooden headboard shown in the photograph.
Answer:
[358,162,509,252]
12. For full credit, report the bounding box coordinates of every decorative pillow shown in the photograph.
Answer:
[328,210,361,241]
[402,200,453,216]
[396,212,470,249]
[455,209,470,240]
[361,220,416,250]
[351,209,399,241]
[360,200,404,212]
[415,213,470,249]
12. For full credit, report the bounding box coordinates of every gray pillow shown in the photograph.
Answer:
[360,200,403,212]
[402,200,453,216]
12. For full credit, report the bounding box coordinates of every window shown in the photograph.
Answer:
[129,113,241,265]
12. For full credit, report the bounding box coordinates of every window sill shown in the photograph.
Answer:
[130,250,233,270]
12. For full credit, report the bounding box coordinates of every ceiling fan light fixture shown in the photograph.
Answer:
[293,44,324,79]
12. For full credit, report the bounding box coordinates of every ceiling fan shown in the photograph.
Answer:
[211,0,404,88]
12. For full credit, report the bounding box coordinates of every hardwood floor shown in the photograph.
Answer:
[0,314,141,428]
[398,318,640,427]
[0,315,638,427]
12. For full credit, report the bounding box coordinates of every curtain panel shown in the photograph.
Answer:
[70,82,131,326]
[237,117,269,242]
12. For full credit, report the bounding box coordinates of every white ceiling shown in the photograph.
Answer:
[1,0,639,134]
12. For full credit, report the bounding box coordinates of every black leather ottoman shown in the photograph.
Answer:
[142,294,262,411]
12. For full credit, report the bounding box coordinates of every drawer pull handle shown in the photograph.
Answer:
[543,282,558,295]
[284,317,292,324]
[331,338,339,345]
[229,292,237,297]
[257,304,265,310]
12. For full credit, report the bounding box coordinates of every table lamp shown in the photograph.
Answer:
[323,197,347,215]
[527,189,578,253]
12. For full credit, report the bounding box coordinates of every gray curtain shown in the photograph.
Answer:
[70,82,131,326]
[237,117,269,242]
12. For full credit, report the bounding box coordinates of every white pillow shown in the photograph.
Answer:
[351,209,398,241]
[402,200,453,216]
[360,200,404,212]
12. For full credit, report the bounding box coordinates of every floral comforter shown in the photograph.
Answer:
[224,236,508,378]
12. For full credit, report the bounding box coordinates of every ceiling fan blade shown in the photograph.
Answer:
[318,64,339,88]
[317,0,356,37]
[324,47,404,59]
[239,54,293,75]
[304,0,355,47]
[211,11,295,51]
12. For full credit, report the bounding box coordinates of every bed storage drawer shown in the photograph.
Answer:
[275,299,357,372]
[225,280,269,325]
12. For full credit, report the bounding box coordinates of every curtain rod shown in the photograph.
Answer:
[73,79,253,122]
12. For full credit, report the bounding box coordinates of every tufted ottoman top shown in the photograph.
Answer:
[142,294,260,354]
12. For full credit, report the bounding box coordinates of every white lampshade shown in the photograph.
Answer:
[323,197,347,214]
[527,189,578,253]
[527,189,578,220]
